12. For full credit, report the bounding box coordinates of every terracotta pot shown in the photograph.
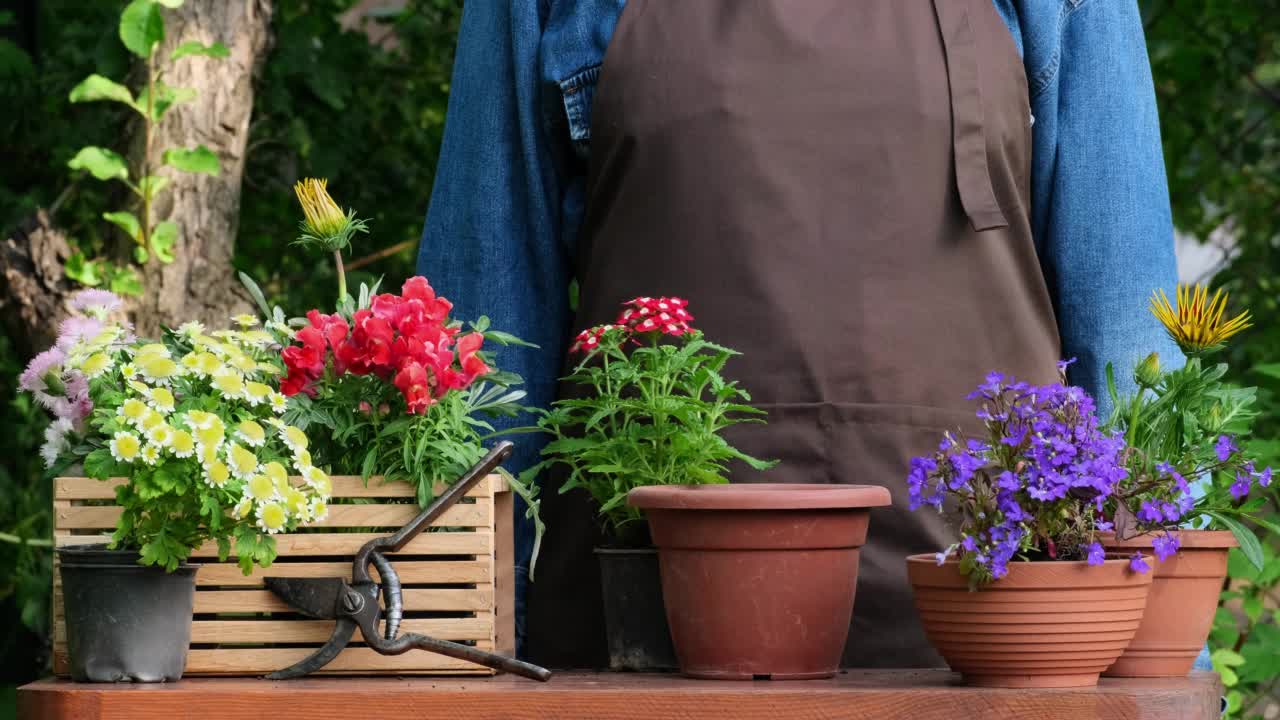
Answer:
[627,483,891,680]
[1099,530,1235,677]
[907,555,1153,688]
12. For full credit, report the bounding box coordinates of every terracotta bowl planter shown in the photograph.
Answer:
[907,555,1153,688]
[628,483,891,680]
[1100,530,1235,677]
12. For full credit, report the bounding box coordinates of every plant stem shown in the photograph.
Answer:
[0,531,52,547]
[334,249,348,303]
[141,52,155,256]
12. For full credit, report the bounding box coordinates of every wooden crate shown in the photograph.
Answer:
[52,474,516,676]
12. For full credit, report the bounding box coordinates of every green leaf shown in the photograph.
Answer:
[138,82,197,120]
[155,0,184,6]
[1208,511,1265,570]
[163,145,220,175]
[102,211,142,243]
[119,0,164,59]
[170,40,228,61]
[1251,362,1280,380]
[1243,595,1263,623]
[237,271,273,318]
[68,74,137,108]
[64,252,103,287]
[67,146,129,182]
[82,449,118,480]
[150,220,178,263]
[108,265,145,296]
[137,175,169,199]
[133,246,150,264]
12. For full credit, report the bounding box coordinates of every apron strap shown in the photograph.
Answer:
[932,0,1009,232]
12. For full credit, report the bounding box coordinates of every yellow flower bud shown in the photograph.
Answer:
[1134,352,1161,389]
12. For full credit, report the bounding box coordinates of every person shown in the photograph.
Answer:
[416,0,1182,668]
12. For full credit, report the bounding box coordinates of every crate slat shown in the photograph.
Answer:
[52,474,512,677]
[55,502,491,530]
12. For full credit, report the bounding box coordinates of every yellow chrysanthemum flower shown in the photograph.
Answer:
[177,321,205,338]
[302,465,332,495]
[119,362,138,380]
[247,474,276,502]
[126,380,150,394]
[232,314,260,328]
[212,370,245,398]
[145,423,174,447]
[236,419,266,447]
[268,392,288,414]
[196,352,222,376]
[295,449,313,469]
[257,363,284,377]
[228,443,259,478]
[308,498,329,522]
[135,343,170,359]
[265,417,286,430]
[118,398,148,423]
[147,387,176,413]
[242,330,275,346]
[198,442,219,466]
[257,502,288,534]
[186,410,216,430]
[284,487,309,518]
[282,425,308,453]
[262,461,288,485]
[1150,284,1252,356]
[80,352,113,379]
[230,354,259,374]
[171,430,196,458]
[205,461,231,487]
[232,497,253,520]
[137,354,179,381]
[138,410,164,431]
[139,444,161,466]
[244,381,273,405]
[109,431,141,462]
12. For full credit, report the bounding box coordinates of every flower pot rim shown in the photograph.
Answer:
[906,553,1136,570]
[627,483,891,510]
[906,553,1152,589]
[1098,529,1238,549]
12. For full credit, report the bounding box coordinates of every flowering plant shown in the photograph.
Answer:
[908,362,1131,586]
[20,290,330,572]
[263,179,543,561]
[1104,284,1277,569]
[521,297,775,544]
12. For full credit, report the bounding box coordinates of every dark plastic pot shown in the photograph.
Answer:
[57,544,198,682]
[628,484,891,680]
[595,547,678,672]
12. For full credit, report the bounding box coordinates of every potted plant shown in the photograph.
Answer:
[265,179,544,549]
[1099,284,1276,677]
[21,290,330,682]
[526,298,891,678]
[905,362,1153,688]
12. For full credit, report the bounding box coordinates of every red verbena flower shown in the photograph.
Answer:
[570,324,618,354]
[616,296,694,337]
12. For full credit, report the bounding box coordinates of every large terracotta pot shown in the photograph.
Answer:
[1100,530,1235,677]
[907,555,1153,688]
[628,484,891,680]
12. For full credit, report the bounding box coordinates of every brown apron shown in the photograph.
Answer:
[527,0,1062,668]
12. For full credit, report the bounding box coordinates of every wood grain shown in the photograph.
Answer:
[54,502,491,529]
[16,671,1223,720]
[54,474,507,500]
[55,617,494,645]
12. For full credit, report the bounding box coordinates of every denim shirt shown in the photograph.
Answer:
[417,0,1184,593]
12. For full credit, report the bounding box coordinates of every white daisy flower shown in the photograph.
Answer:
[256,502,288,534]
[307,498,329,523]
[232,497,253,520]
[268,392,288,414]
[119,362,138,380]
[109,431,141,462]
[235,419,266,447]
[139,444,162,466]
[177,321,206,338]
[145,423,174,448]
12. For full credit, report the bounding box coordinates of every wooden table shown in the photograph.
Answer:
[18,670,1223,719]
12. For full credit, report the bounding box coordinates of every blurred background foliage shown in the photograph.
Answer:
[0,0,1278,717]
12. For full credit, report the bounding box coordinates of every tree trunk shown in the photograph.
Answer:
[0,0,272,355]
[133,0,274,337]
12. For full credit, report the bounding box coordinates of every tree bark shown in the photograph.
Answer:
[0,0,273,354]
[133,0,274,337]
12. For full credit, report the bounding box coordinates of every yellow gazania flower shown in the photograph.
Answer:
[171,430,196,458]
[147,387,176,413]
[139,444,162,466]
[145,423,174,448]
[236,419,266,447]
[205,461,231,487]
[211,370,245,398]
[137,354,179,382]
[282,425,308,453]
[244,381,273,405]
[308,498,329,523]
[232,314,260,328]
[227,443,259,478]
[118,398,149,424]
[284,487,309,518]
[232,497,253,520]
[1150,284,1252,356]
[80,352,113,379]
[246,474,276,502]
[295,178,348,239]
[109,431,141,462]
[257,502,288,534]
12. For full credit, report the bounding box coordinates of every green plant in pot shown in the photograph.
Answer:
[20,290,329,682]
[1100,284,1277,677]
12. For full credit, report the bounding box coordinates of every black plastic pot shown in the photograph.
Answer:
[57,544,198,682]
[595,547,678,672]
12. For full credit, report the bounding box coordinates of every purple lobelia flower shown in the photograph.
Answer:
[1129,552,1151,573]
[1256,466,1272,488]
[1230,473,1251,500]
[1084,542,1105,566]
[1151,534,1181,562]
[1215,435,1238,463]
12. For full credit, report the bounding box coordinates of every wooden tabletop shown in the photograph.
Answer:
[18,670,1223,720]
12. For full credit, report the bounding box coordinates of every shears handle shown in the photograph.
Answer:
[368,631,552,682]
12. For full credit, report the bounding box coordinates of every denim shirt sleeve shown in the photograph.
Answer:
[418,0,574,477]
[1014,0,1184,412]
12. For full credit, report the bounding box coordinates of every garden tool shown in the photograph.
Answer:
[263,441,551,681]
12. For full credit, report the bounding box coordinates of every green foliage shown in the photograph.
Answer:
[522,329,774,543]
